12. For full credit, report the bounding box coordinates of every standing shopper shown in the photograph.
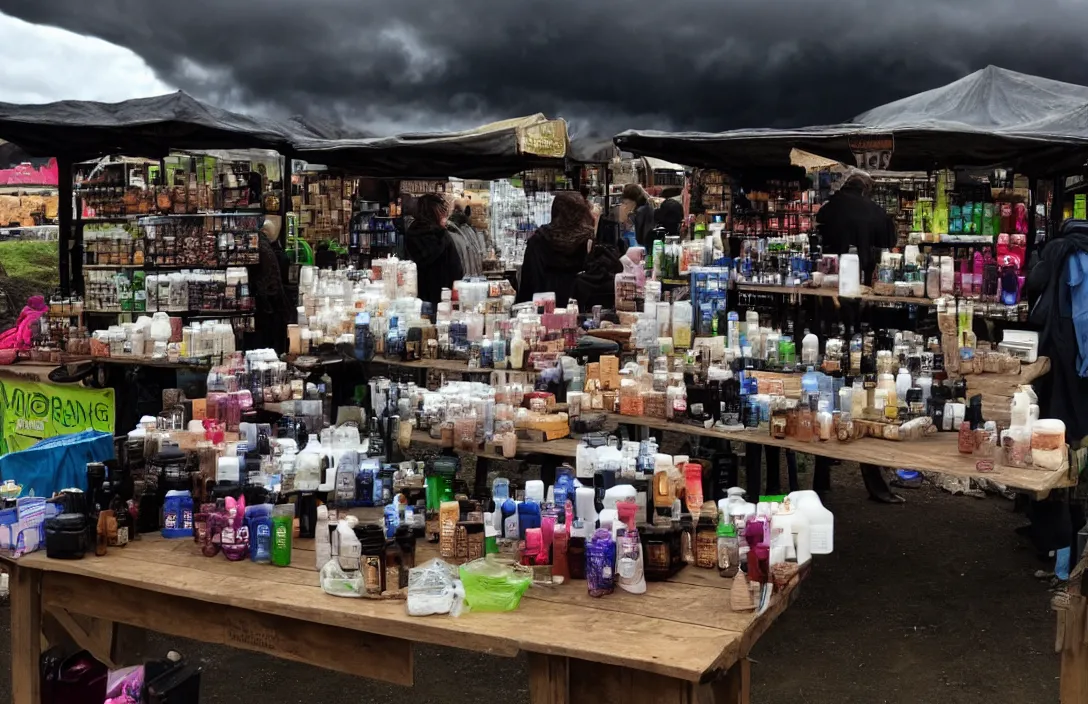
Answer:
[516,192,596,307]
[814,170,903,503]
[622,184,656,250]
[404,194,465,317]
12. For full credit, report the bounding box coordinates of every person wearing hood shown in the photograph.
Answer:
[815,169,894,284]
[516,192,595,307]
[447,200,487,276]
[622,183,656,249]
[652,198,685,249]
[405,194,464,316]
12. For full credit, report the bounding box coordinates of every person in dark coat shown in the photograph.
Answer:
[404,194,464,316]
[655,198,684,237]
[623,184,656,249]
[572,243,625,310]
[516,193,595,307]
[812,170,902,503]
[248,219,291,353]
[1022,219,1088,560]
[815,170,896,284]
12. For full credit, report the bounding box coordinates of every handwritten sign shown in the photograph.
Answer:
[518,120,568,159]
[0,379,115,454]
[848,135,894,171]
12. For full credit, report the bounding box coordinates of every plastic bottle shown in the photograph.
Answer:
[895,368,912,406]
[615,501,646,594]
[161,490,193,539]
[838,246,861,297]
[717,520,740,577]
[272,504,294,566]
[800,367,820,406]
[509,330,525,370]
[248,504,273,563]
[801,331,819,366]
[787,490,833,555]
[671,302,693,349]
[296,434,324,491]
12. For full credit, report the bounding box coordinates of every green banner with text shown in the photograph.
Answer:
[0,379,115,455]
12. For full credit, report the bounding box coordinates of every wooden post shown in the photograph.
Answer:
[563,657,751,704]
[1059,594,1088,703]
[10,565,42,704]
[528,653,570,704]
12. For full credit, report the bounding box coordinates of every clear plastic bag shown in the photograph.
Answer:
[406,558,466,617]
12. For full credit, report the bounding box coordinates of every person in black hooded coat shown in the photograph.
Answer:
[404,194,464,316]
[1022,219,1088,559]
[517,192,596,307]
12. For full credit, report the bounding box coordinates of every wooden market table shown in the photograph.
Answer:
[408,412,1075,499]
[5,534,802,704]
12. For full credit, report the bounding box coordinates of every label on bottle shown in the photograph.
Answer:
[274,524,289,553]
[809,525,831,553]
[363,555,383,595]
[646,543,669,571]
[110,526,129,547]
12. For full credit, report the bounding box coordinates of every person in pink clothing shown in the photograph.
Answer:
[0,295,47,354]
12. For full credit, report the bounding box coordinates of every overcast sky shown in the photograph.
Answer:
[3,2,1088,137]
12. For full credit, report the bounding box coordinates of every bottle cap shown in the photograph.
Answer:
[718,521,736,538]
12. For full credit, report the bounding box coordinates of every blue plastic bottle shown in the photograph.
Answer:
[162,490,194,539]
[384,504,399,539]
[247,504,273,563]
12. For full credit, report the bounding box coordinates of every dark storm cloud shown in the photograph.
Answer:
[4,0,1088,136]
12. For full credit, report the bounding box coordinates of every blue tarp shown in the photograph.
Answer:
[0,429,113,498]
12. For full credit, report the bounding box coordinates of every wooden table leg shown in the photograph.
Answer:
[528,653,570,704]
[1059,594,1088,703]
[10,565,41,704]
[529,656,751,704]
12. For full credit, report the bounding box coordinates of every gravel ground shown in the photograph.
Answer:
[0,466,1060,703]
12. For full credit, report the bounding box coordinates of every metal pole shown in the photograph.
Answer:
[57,156,73,295]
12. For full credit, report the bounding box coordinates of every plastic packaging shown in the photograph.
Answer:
[459,556,533,612]
[586,528,617,597]
[406,558,465,616]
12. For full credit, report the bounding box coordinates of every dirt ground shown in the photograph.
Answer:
[0,467,1060,703]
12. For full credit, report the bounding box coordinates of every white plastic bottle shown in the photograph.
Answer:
[801,331,819,366]
[839,245,861,297]
[895,368,912,405]
[509,330,525,370]
[788,490,833,555]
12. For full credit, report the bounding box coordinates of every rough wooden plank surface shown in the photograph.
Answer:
[13,537,774,682]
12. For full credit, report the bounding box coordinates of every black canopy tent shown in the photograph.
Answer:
[292,114,570,180]
[614,66,1088,175]
[0,91,295,161]
[0,91,304,293]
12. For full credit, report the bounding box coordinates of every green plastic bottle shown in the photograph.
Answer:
[272,504,294,567]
